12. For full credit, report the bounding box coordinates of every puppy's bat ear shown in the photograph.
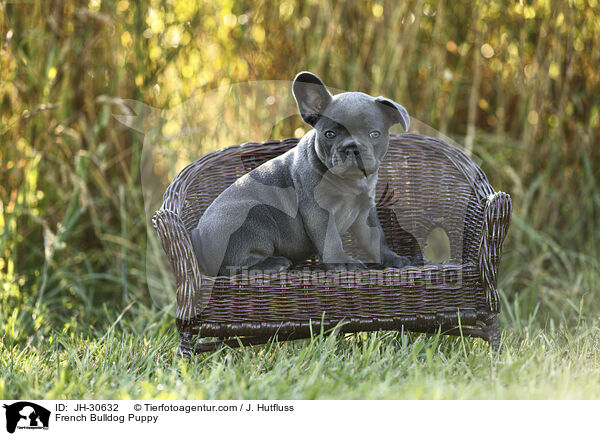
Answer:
[375,96,410,131]
[292,72,332,126]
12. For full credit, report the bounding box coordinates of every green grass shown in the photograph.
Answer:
[2,301,600,400]
[2,323,600,400]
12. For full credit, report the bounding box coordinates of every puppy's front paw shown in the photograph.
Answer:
[383,254,410,269]
[325,261,366,272]
[248,256,293,275]
[410,252,424,267]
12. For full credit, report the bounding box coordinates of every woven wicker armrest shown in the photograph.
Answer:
[152,209,201,331]
[478,192,513,313]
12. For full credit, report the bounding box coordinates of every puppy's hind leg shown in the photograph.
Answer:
[218,254,292,276]
[218,204,292,275]
[249,256,292,274]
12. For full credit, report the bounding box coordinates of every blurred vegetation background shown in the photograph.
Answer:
[1,0,599,348]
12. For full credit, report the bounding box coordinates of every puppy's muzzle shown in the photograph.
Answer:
[340,143,367,177]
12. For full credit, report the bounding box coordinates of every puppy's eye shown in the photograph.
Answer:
[370,130,381,139]
[324,130,336,139]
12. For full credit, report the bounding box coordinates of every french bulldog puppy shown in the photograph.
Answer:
[191,72,411,276]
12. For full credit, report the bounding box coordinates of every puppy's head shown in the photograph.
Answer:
[293,71,410,179]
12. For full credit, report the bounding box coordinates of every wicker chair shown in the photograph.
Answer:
[153,133,512,355]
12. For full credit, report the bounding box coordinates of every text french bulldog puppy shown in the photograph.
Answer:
[191,72,411,276]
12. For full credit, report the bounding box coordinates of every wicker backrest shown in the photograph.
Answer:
[166,133,494,266]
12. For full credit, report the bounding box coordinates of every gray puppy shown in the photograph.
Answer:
[191,72,411,276]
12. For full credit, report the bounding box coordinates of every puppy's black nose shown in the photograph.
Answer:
[341,144,360,155]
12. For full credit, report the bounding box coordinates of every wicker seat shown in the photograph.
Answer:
[153,133,512,355]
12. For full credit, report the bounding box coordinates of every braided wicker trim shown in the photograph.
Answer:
[478,192,512,312]
[152,209,201,327]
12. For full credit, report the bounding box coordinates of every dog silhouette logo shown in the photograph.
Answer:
[2,402,50,433]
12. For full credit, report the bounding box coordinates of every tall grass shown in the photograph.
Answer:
[0,0,598,360]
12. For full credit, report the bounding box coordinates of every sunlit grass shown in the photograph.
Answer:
[2,315,600,399]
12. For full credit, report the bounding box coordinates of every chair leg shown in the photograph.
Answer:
[179,331,196,358]
[482,314,501,352]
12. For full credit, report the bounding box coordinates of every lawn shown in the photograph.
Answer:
[3,299,600,399]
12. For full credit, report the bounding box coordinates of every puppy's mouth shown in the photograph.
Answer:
[331,150,369,177]
[354,154,368,177]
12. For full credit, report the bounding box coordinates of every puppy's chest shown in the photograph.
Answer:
[328,191,373,232]
[314,177,376,233]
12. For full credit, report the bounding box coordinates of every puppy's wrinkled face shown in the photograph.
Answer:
[292,71,410,179]
[314,92,392,178]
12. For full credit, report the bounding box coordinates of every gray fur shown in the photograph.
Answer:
[192,72,410,276]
